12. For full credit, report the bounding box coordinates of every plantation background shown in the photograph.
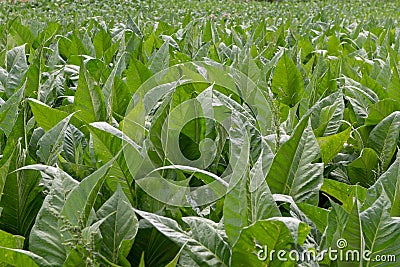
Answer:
[1,0,400,266]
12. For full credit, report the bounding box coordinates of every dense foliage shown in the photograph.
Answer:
[1,0,400,266]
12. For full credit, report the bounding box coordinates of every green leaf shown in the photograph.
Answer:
[0,229,24,249]
[271,52,304,106]
[320,201,349,258]
[28,98,70,131]
[88,122,141,200]
[327,35,342,56]
[58,33,89,65]
[0,115,43,237]
[102,54,126,121]
[317,127,351,164]
[19,165,78,266]
[74,64,106,123]
[5,44,28,96]
[126,57,152,94]
[273,194,325,243]
[232,218,310,266]
[297,203,329,233]
[134,209,230,267]
[61,157,114,227]
[0,153,13,206]
[320,179,366,212]
[62,124,87,164]
[138,252,145,267]
[0,86,24,137]
[339,198,364,266]
[224,151,279,246]
[367,153,400,217]
[361,189,400,266]
[366,99,400,126]
[248,151,280,222]
[37,114,74,165]
[148,41,170,74]
[0,248,48,267]
[9,21,35,48]
[182,217,231,266]
[367,111,400,171]
[96,186,138,264]
[62,249,85,267]
[165,244,186,267]
[24,49,41,99]
[347,148,379,187]
[266,118,323,204]
[93,29,112,60]
[313,96,345,137]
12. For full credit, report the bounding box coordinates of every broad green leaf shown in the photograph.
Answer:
[367,111,400,171]
[88,122,141,200]
[0,86,24,137]
[313,96,345,137]
[366,99,400,126]
[74,64,106,123]
[224,151,279,246]
[271,52,304,106]
[307,91,342,132]
[61,157,114,227]
[297,203,329,233]
[361,189,400,266]
[9,21,35,48]
[366,153,400,216]
[320,201,349,256]
[127,15,143,39]
[317,127,351,164]
[61,249,85,267]
[339,198,364,267]
[182,217,231,266]
[96,186,138,264]
[0,114,43,237]
[0,248,48,267]
[5,44,28,96]
[28,98,70,131]
[93,29,112,60]
[347,148,379,187]
[266,118,323,204]
[248,151,280,222]
[223,172,249,247]
[58,33,89,65]
[0,229,24,249]
[25,49,41,99]
[343,77,377,120]
[19,165,78,267]
[102,54,126,121]
[37,114,74,165]
[0,152,13,205]
[327,35,342,56]
[126,57,152,94]
[148,41,170,74]
[273,194,325,243]
[232,218,310,266]
[112,76,132,118]
[320,179,366,212]
[62,124,87,164]
[134,209,230,267]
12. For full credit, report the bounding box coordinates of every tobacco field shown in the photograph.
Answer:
[0,0,400,266]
